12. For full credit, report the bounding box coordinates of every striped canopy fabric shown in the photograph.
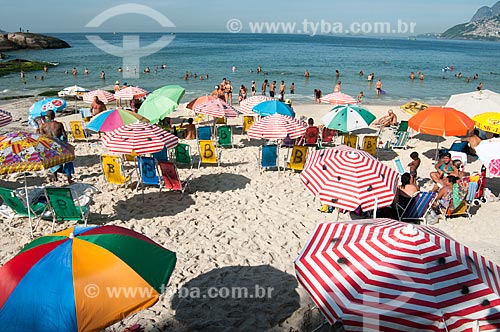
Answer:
[247,114,306,140]
[320,92,358,105]
[185,95,218,110]
[239,96,274,115]
[0,225,177,332]
[114,86,148,100]
[300,145,398,211]
[194,99,239,118]
[321,104,376,133]
[295,218,500,332]
[0,110,12,127]
[83,90,116,104]
[0,132,75,175]
[101,123,178,155]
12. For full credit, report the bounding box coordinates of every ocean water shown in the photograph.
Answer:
[1,32,499,105]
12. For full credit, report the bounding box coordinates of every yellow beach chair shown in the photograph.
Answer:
[286,145,308,172]
[342,134,359,149]
[243,116,255,133]
[362,135,378,157]
[69,121,87,141]
[101,154,131,187]
[198,140,221,168]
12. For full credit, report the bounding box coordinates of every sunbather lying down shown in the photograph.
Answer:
[373,110,398,127]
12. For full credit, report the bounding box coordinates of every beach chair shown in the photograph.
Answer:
[303,127,320,146]
[392,120,409,134]
[286,145,309,172]
[0,187,46,235]
[282,134,296,148]
[152,145,170,162]
[321,128,337,146]
[391,131,411,149]
[158,161,192,199]
[197,126,212,140]
[342,134,358,149]
[69,120,87,141]
[362,135,378,157]
[243,116,255,133]
[398,191,437,223]
[101,154,131,187]
[259,144,280,173]
[217,125,234,148]
[136,156,160,190]
[450,151,468,167]
[216,117,227,125]
[173,143,193,168]
[393,158,406,175]
[44,187,90,232]
[449,140,469,153]
[439,181,478,221]
[198,140,221,168]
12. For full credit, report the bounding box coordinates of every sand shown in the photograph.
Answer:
[0,97,499,331]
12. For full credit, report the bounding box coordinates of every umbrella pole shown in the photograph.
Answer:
[373,197,378,218]
[24,173,33,238]
[434,140,440,164]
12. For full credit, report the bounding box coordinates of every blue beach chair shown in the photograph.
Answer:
[398,191,437,223]
[137,156,160,189]
[197,126,212,140]
[259,144,279,173]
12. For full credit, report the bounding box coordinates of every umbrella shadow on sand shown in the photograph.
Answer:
[377,149,399,161]
[189,173,251,193]
[103,192,195,222]
[168,265,300,332]
[413,133,446,144]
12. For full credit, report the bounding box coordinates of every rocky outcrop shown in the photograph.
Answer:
[0,32,70,52]
[471,1,500,21]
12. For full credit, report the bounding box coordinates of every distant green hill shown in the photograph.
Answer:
[442,15,500,41]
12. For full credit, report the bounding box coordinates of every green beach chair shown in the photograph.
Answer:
[0,187,46,235]
[44,187,90,232]
[174,143,193,168]
[391,131,411,149]
[217,125,233,148]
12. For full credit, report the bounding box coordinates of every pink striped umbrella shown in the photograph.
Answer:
[114,86,148,100]
[300,145,398,211]
[101,123,178,155]
[320,92,358,105]
[0,110,12,127]
[239,96,274,115]
[295,218,500,332]
[247,114,306,140]
[83,90,116,104]
[194,99,239,118]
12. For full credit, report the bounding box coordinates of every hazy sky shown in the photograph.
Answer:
[0,1,494,34]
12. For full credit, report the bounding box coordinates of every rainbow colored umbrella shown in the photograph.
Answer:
[85,109,150,133]
[0,225,177,332]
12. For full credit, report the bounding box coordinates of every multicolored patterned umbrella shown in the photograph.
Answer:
[29,98,67,117]
[0,225,177,332]
[300,145,399,211]
[252,100,295,117]
[185,95,218,110]
[247,114,306,140]
[85,109,150,133]
[239,95,274,115]
[0,110,13,127]
[114,86,148,100]
[320,92,358,105]
[138,85,185,123]
[194,99,239,118]
[321,104,376,133]
[83,90,115,104]
[0,132,75,175]
[295,218,500,332]
[472,112,500,135]
[101,122,178,155]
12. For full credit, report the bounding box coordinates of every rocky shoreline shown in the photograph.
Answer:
[0,32,70,52]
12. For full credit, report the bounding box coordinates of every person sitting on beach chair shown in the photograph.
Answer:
[180,118,196,140]
[303,118,320,146]
[373,110,398,127]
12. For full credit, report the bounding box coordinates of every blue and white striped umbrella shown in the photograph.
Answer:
[321,104,376,133]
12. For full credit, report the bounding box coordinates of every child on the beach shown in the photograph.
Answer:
[408,152,421,185]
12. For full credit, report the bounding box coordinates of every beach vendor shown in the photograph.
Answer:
[40,110,74,184]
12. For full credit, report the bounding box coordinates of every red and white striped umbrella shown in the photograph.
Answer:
[300,145,398,211]
[239,95,274,115]
[114,86,148,100]
[194,99,239,118]
[295,218,500,332]
[320,92,358,105]
[247,114,306,140]
[0,110,12,127]
[83,90,116,104]
[101,123,178,155]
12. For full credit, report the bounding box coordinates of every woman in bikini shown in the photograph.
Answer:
[394,172,420,209]
[430,153,457,190]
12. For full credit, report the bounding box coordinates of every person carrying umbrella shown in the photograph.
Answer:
[40,110,75,184]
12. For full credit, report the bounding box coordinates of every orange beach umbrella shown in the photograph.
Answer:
[408,106,474,137]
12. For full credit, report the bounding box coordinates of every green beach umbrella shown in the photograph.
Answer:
[138,85,185,123]
[321,104,376,133]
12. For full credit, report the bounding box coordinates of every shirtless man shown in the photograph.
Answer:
[464,129,482,155]
[180,118,196,140]
[261,79,268,96]
[40,110,74,184]
[269,81,276,98]
[375,79,382,95]
[374,110,397,127]
[90,96,107,116]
